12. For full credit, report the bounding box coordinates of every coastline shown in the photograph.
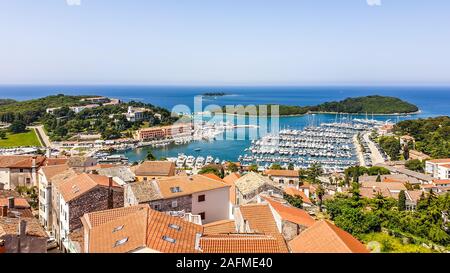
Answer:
[211,109,422,118]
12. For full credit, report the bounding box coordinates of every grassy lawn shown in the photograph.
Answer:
[0,130,42,148]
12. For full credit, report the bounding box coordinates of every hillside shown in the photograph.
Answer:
[309,95,419,114]
[394,116,450,158]
[213,95,419,116]
[0,94,93,124]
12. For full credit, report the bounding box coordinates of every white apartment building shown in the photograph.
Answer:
[426,159,450,180]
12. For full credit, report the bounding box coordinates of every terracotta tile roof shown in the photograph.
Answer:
[156,175,229,199]
[361,181,406,191]
[82,205,204,253]
[200,173,224,182]
[0,197,30,208]
[433,179,450,185]
[0,156,45,168]
[288,220,369,253]
[264,169,299,177]
[133,161,175,177]
[44,158,69,166]
[284,187,312,204]
[262,196,315,227]
[200,234,281,253]
[223,173,241,185]
[223,173,240,205]
[203,220,237,235]
[0,217,47,238]
[298,182,311,189]
[82,205,150,253]
[40,164,70,181]
[239,204,289,252]
[440,164,450,169]
[56,173,121,202]
[428,158,450,164]
[146,208,203,253]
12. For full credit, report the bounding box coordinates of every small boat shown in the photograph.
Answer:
[194,148,201,152]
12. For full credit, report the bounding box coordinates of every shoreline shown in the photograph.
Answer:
[210,109,422,118]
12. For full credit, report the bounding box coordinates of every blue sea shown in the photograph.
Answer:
[1,85,449,162]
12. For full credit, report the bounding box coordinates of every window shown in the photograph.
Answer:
[153,204,161,211]
[168,224,181,231]
[26,178,31,184]
[198,195,206,202]
[199,212,206,220]
[143,177,148,181]
[171,200,178,208]
[114,238,128,247]
[20,169,24,173]
[113,225,124,233]
[162,236,176,244]
[170,187,182,193]
[289,180,294,185]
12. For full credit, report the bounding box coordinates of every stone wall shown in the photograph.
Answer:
[68,186,124,231]
[282,220,309,242]
[148,195,192,213]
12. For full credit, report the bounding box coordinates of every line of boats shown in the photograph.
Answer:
[239,120,381,173]
[168,153,224,169]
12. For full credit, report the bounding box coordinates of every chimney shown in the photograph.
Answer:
[194,233,202,251]
[18,220,27,238]
[0,239,5,254]
[17,220,27,253]
[8,197,14,209]
[1,205,7,217]
[108,177,114,209]
[108,177,114,188]
[32,156,37,169]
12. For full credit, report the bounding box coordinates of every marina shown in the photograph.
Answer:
[238,119,386,173]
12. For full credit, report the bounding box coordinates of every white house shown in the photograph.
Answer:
[426,159,450,179]
[125,174,230,224]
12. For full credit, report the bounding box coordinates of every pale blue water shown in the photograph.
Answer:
[1,85,449,162]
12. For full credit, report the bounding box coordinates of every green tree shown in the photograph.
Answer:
[283,193,303,209]
[227,162,239,173]
[9,120,27,134]
[376,173,382,182]
[0,130,6,139]
[248,164,258,172]
[316,184,325,212]
[199,166,222,178]
[146,151,156,161]
[398,190,406,211]
[403,143,410,160]
[307,163,323,184]
[287,163,294,170]
[405,159,425,172]
[270,163,282,170]
[379,136,401,160]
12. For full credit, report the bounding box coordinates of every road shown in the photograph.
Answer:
[31,125,52,148]
[363,132,385,165]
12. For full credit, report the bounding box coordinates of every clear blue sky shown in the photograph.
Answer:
[0,0,449,85]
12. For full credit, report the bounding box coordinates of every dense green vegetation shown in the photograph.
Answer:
[214,96,418,116]
[310,95,419,114]
[0,130,41,147]
[0,94,92,124]
[405,159,425,172]
[394,116,450,158]
[0,95,179,141]
[378,136,402,160]
[361,232,434,253]
[325,190,450,250]
[0,99,16,106]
